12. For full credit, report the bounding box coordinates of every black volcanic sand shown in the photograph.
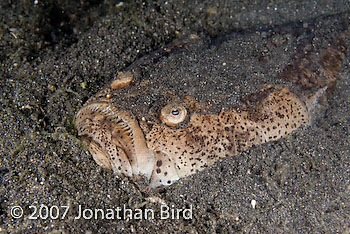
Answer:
[1,1,350,233]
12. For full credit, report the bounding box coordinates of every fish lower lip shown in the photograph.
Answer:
[75,102,154,180]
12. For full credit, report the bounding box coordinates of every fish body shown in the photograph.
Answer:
[75,18,348,188]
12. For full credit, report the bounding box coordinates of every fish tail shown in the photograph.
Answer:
[281,32,348,91]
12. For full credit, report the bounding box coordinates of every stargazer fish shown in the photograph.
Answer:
[75,17,348,188]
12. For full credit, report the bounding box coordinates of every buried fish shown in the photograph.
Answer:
[75,18,348,188]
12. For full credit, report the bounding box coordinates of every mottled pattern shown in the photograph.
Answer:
[75,29,347,188]
[145,87,326,187]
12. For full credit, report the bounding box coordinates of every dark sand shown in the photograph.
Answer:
[1,1,349,233]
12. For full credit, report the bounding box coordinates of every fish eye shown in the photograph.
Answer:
[171,109,179,116]
[160,104,187,127]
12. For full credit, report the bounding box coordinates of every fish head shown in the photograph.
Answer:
[74,71,217,188]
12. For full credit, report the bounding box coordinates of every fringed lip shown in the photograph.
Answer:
[75,102,154,181]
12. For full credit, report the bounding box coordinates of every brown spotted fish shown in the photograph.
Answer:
[75,19,348,188]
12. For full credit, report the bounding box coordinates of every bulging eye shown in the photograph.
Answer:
[171,109,179,115]
[160,104,187,127]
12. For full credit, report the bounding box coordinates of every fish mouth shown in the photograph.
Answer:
[75,102,155,180]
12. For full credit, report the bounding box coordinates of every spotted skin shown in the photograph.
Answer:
[146,87,311,182]
[75,25,348,188]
